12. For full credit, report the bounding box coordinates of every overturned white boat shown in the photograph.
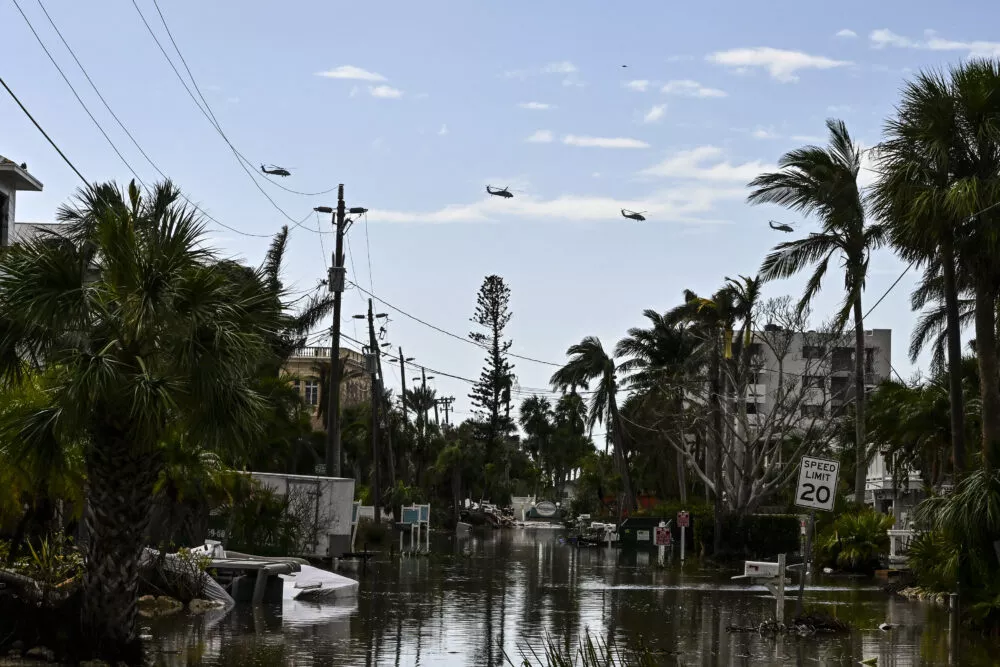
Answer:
[280,563,359,601]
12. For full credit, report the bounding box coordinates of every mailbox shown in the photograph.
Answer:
[743,560,781,578]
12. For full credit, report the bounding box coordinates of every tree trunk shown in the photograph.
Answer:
[452,466,462,527]
[608,392,636,511]
[709,344,724,554]
[975,281,1000,471]
[80,433,157,664]
[941,240,966,478]
[852,298,867,503]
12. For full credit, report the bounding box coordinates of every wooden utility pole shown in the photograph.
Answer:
[399,346,408,425]
[366,299,381,510]
[319,187,346,478]
[421,367,429,425]
[433,398,440,426]
[440,396,455,425]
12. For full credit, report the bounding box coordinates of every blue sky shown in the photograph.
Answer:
[5,0,999,422]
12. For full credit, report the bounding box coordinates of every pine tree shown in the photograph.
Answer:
[468,275,517,463]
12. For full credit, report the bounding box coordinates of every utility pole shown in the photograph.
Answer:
[421,367,429,425]
[433,399,440,426]
[317,187,346,478]
[366,299,381,511]
[440,396,455,425]
[399,346,408,425]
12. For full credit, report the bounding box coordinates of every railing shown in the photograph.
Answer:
[888,529,916,564]
[291,346,331,358]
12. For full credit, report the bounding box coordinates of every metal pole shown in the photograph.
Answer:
[399,347,408,425]
[367,299,381,512]
[776,553,786,624]
[434,399,440,426]
[325,184,346,477]
[658,520,666,567]
[795,511,815,618]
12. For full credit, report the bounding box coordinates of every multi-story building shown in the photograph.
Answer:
[282,346,371,430]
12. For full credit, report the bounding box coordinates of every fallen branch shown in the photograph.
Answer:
[0,568,80,607]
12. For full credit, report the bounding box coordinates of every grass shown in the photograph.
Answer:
[503,631,658,667]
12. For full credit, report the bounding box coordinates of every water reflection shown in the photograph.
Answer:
[148,530,998,666]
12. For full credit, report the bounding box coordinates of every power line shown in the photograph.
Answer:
[19,0,273,239]
[345,280,563,367]
[0,76,87,184]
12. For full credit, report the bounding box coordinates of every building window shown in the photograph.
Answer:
[832,347,853,372]
[830,376,849,399]
[745,402,758,415]
[801,404,824,418]
[802,345,824,359]
[804,375,824,389]
[746,343,762,358]
[304,380,320,406]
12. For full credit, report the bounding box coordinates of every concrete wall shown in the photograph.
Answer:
[251,472,355,559]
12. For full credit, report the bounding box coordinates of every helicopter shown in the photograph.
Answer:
[486,185,514,199]
[621,208,646,222]
[261,164,292,177]
[769,220,795,233]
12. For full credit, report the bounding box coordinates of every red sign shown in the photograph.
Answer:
[654,526,671,546]
[677,511,690,528]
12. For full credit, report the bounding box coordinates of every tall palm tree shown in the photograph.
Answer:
[748,118,886,502]
[615,310,697,500]
[550,336,636,510]
[0,181,281,662]
[871,69,970,477]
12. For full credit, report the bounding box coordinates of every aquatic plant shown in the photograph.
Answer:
[504,631,657,667]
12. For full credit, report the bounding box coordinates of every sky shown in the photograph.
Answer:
[4,0,999,425]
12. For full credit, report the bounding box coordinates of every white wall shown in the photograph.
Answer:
[251,472,355,558]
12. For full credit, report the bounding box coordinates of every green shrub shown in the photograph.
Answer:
[815,508,893,573]
[907,530,958,593]
[212,477,300,556]
[11,532,83,585]
[697,513,800,559]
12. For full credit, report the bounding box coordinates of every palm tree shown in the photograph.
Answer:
[0,181,281,662]
[748,118,886,502]
[550,336,636,511]
[615,310,697,500]
[870,69,970,477]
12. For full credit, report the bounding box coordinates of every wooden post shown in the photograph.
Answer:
[776,553,786,624]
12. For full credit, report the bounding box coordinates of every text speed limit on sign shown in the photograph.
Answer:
[794,456,840,512]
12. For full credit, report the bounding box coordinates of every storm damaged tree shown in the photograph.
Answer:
[468,275,517,465]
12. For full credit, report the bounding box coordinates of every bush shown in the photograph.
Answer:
[354,517,387,549]
[11,532,83,585]
[211,477,301,556]
[907,530,958,594]
[695,513,800,559]
[814,508,893,573]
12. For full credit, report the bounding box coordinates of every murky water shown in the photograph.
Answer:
[147,529,998,666]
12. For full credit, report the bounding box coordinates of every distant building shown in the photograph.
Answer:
[0,156,43,246]
[282,346,370,430]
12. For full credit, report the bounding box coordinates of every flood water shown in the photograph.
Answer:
[147,529,998,666]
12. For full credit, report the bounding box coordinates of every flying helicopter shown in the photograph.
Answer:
[621,208,646,222]
[769,220,795,233]
[486,185,514,199]
[261,164,292,177]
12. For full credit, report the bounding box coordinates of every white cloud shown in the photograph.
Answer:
[707,47,850,82]
[370,186,741,224]
[519,102,553,110]
[870,28,1000,58]
[592,172,601,178]
[562,77,586,88]
[526,130,554,143]
[751,127,778,139]
[643,104,667,124]
[661,79,728,98]
[625,80,650,92]
[371,137,385,151]
[827,104,853,114]
[640,145,774,182]
[791,134,825,142]
[836,29,858,39]
[563,135,650,149]
[542,61,577,74]
[369,85,403,99]
[438,124,448,136]
[505,61,579,79]
[316,65,387,82]
[225,96,240,104]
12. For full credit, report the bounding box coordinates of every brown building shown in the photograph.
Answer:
[283,346,370,430]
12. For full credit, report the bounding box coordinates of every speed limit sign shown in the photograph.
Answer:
[794,456,839,512]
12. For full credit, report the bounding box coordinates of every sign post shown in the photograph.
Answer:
[655,521,672,566]
[793,456,840,616]
[677,511,690,563]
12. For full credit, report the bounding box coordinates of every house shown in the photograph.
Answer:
[0,156,43,246]
[282,346,371,430]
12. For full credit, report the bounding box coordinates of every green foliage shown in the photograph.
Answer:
[697,513,801,559]
[212,476,301,557]
[11,532,84,585]
[815,508,893,572]
[906,531,958,593]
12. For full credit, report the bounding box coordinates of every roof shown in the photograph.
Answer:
[11,222,66,244]
[0,156,42,192]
